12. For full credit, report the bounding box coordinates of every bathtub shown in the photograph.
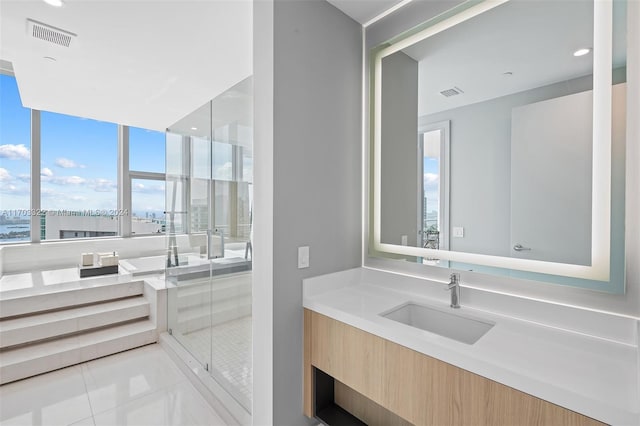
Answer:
[120,248,251,279]
[119,255,168,276]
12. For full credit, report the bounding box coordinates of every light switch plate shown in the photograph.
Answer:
[298,246,310,269]
[453,227,464,238]
[401,235,408,246]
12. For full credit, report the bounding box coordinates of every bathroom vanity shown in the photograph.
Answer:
[302,269,639,425]
[304,0,640,424]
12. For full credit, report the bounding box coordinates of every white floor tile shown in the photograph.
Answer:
[180,316,252,406]
[0,365,92,426]
[0,344,233,426]
[81,345,186,415]
[92,382,226,426]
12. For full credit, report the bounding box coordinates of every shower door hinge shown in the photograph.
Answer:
[168,328,173,335]
[205,363,209,371]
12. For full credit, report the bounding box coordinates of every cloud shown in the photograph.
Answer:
[0,144,30,160]
[424,173,439,183]
[1,183,16,190]
[40,188,59,197]
[92,178,117,192]
[132,182,164,193]
[0,168,12,181]
[41,187,87,202]
[424,173,439,190]
[41,167,53,177]
[215,161,233,178]
[55,157,86,169]
[0,183,18,193]
[48,175,86,185]
[17,174,30,182]
[41,188,88,203]
[1,182,30,196]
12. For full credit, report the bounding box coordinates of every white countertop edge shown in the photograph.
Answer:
[0,267,134,299]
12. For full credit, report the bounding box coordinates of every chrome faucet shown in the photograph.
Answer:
[447,273,461,309]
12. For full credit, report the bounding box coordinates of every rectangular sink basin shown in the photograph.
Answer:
[380,302,494,344]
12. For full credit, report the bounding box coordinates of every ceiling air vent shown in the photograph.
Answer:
[27,19,76,48]
[440,87,464,97]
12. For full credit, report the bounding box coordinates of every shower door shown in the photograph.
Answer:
[165,127,214,373]
[165,83,253,415]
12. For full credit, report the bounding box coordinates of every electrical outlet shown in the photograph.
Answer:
[298,246,310,269]
[401,235,408,245]
[453,227,464,238]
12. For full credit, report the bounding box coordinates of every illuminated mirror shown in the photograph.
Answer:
[371,0,629,284]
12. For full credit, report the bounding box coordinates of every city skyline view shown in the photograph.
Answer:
[423,154,440,227]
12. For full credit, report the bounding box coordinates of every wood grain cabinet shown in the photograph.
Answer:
[304,309,604,426]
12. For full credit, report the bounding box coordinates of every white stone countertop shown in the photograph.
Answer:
[0,266,133,299]
[303,268,640,426]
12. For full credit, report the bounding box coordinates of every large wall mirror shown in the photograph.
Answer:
[370,0,630,289]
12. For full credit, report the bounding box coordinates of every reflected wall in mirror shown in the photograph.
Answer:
[372,0,630,287]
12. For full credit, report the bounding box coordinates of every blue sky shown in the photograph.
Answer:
[0,74,165,215]
[0,74,31,212]
[423,156,440,214]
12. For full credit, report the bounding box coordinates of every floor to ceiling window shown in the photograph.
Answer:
[40,111,118,240]
[0,73,32,243]
[129,127,166,235]
[0,72,170,244]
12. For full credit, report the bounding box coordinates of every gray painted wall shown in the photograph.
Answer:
[272,1,362,425]
[380,51,419,246]
[421,75,593,257]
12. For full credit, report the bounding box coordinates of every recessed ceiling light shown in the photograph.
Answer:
[573,48,591,57]
[43,0,64,7]
[191,127,198,130]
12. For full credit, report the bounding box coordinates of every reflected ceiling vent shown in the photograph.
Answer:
[440,87,464,97]
[27,19,77,48]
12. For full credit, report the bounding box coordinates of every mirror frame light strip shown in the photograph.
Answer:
[372,0,612,281]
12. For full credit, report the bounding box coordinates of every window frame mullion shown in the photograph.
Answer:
[118,125,131,237]
[30,109,41,243]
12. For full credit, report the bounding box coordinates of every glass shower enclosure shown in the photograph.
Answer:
[165,77,253,415]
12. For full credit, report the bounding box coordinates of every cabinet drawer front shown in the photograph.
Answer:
[310,311,385,404]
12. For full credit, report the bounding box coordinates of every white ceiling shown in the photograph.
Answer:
[0,0,252,131]
[400,0,626,116]
[0,0,407,134]
[4,0,621,130]
[168,75,253,147]
[326,0,404,25]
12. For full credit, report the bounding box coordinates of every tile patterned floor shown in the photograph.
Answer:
[181,316,252,408]
[0,344,230,426]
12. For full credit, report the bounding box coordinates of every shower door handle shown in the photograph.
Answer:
[207,229,225,259]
